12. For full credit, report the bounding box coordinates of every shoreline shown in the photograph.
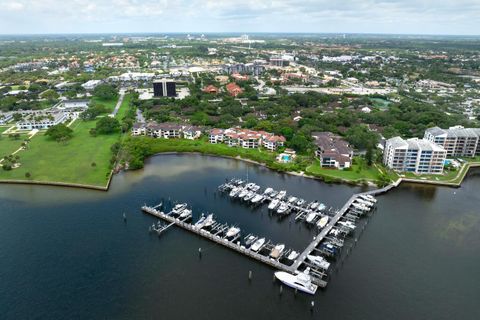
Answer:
[0,152,478,191]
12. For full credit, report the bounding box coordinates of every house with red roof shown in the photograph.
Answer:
[226,82,243,97]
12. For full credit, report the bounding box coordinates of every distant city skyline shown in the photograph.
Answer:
[1,0,479,36]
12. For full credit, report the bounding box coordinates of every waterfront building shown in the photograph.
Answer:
[312,132,353,169]
[424,126,480,157]
[153,79,177,97]
[131,122,201,140]
[209,128,285,151]
[383,137,446,174]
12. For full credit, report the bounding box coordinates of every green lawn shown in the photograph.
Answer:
[305,158,396,184]
[115,94,132,120]
[0,120,120,186]
[0,136,26,158]
[90,96,118,112]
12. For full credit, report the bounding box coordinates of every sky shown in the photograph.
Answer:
[0,0,479,35]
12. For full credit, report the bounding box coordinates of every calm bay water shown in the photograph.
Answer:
[0,154,479,319]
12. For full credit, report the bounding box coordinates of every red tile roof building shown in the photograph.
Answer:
[209,128,285,151]
[226,82,243,97]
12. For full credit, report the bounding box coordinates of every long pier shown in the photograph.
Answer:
[140,205,331,287]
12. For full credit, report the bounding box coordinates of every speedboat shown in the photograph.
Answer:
[287,251,299,260]
[225,226,240,239]
[243,191,255,202]
[338,220,356,230]
[245,235,257,246]
[305,211,317,224]
[307,254,330,270]
[229,187,241,197]
[270,244,285,259]
[296,199,305,206]
[250,238,265,252]
[317,203,326,211]
[287,196,298,204]
[310,201,319,210]
[276,202,290,215]
[245,182,256,189]
[269,190,278,198]
[274,268,318,295]
[202,214,215,229]
[179,208,192,219]
[263,187,274,195]
[251,194,264,204]
[316,216,329,229]
[238,188,249,199]
[359,194,377,203]
[268,199,280,210]
[171,203,187,215]
[329,228,340,236]
[320,242,337,255]
[276,190,287,199]
[250,184,261,192]
[194,214,206,228]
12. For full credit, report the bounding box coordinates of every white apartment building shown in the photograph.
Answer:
[17,112,69,130]
[424,126,480,157]
[383,137,447,174]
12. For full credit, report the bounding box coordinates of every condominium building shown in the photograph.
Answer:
[16,112,69,130]
[209,128,285,151]
[424,126,480,157]
[131,122,201,139]
[383,137,446,174]
[312,132,353,169]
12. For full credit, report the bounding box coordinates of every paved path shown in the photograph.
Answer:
[110,90,126,117]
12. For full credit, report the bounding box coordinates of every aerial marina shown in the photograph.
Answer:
[141,178,379,295]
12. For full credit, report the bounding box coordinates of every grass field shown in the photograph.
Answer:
[0,120,120,186]
[90,96,118,112]
[306,158,397,184]
[0,136,26,158]
[115,94,132,120]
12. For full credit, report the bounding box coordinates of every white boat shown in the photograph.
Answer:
[251,194,264,204]
[225,226,240,239]
[270,244,285,259]
[355,198,374,207]
[194,214,206,228]
[171,203,187,215]
[296,199,305,206]
[268,199,280,210]
[179,208,192,219]
[307,254,331,270]
[202,214,215,229]
[245,235,257,246]
[287,250,299,260]
[316,216,329,229]
[250,184,261,192]
[243,191,255,201]
[305,211,317,223]
[310,201,319,210]
[317,203,326,211]
[229,187,241,197]
[263,187,274,195]
[238,188,249,199]
[329,228,340,236]
[338,220,356,230]
[287,196,298,203]
[245,182,256,189]
[359,194,377,203]
[276,190,287,199]
[276,202,290,215]
[250,238,265,252]
[274,269,318,295]
[269,190,278,198]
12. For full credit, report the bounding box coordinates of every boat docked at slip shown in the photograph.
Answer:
[194,214,206,228]
[225,226,240,239]
[309,201,319,210]
[171,203,187,215]
[269,190,278,198]
[296,198,305,206]
[307,254,331,270]
[251,194,264,204]
[305,211,317,224]
[287,196,298,204]
[276,190,287,200]
[250,238,265,252]
[316,216,329,229]
[270,244,285,259]
[276,202,290,215]
[244,235,257,246]
[317,203,326,211]
[179,208,192,219]
[229,187,241,198]
[287,250,299,261]
[359,194,377,203]
[338,220,356,230]
[268,199,280,210]
[202,214,215,229]
[238,188,249,199]
[244,191,255,202]
[263,187,274,195]
[274,268,318,295]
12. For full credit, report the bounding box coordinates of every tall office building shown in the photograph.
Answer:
[424,126,480,157]
[153,79,176,97]
[383,137,446,174]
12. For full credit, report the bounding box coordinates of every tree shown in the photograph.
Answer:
[95,117,121,134]
[45,124,73,142]
[25,172,31,179]
[91,162,96,167]
[93,84,118,100]
[365,145,374,166]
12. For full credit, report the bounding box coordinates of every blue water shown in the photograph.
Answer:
[0,154,479,319]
